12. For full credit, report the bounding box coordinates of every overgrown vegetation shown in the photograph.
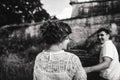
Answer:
[0,24,43,80]
[0,0,50,26]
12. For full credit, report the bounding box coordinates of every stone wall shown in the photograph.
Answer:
[63,13,120,49]
[63,12,120,80]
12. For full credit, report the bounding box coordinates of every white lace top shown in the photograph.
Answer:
[33,50,87,80]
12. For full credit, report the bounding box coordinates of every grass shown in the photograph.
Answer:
[0,53,34,80]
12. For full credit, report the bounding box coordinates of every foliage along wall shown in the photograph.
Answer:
[0,22,45,80]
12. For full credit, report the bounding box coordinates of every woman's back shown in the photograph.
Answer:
[33,50,86,80]
[33,21,86,80]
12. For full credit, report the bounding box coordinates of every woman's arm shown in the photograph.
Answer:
[73,55,87,80]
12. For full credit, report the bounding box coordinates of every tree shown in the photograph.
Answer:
[0,0,50,26]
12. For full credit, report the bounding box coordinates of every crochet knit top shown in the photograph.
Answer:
[33,50,87,80]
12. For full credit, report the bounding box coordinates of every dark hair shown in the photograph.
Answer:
[97,28,111,34]
[97,28,112,39]
[40,20,72,45]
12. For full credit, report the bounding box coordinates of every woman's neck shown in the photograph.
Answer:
[45,44,62,52]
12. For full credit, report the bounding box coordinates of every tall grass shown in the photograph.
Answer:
[0,53,34,80]
[0,24,42,80]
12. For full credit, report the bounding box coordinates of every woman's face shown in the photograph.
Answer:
[98,31,110,44]
[61,35,71,50]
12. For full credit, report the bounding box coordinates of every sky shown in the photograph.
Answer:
[41,0,90,19]
[41,0,71,19]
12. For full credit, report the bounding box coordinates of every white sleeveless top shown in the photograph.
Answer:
[33,50,87,80]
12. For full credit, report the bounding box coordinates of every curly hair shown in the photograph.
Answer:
[40,20,72,45]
